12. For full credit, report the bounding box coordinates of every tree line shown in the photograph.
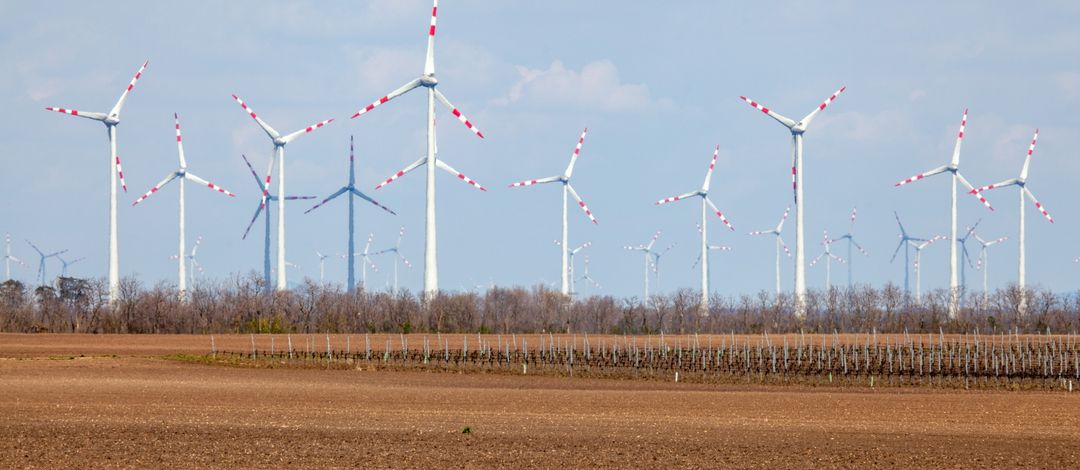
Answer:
[0,273,1077,335]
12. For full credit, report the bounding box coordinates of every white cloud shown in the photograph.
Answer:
[495,60,669,112]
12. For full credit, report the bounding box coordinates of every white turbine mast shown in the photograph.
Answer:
[739,86,846,318]
[911,235,946,304]
[133,114,235,301]
[749,207,792,296]
[554,240,592,296]
[57,255,85,278]
[352,0,487,301]
[509,128,598,296]
[970,129,1054,315]
[230,95,333,292]
[44,60,149,304]
[894,109,993,318]
[169,236,204,289]
[655,145,735,314]
[305,136,396,293]
[577,255,601,291]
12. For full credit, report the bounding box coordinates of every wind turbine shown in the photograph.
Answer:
[810,231,845,290]
[829,208,869,288]
[749,207,792,296]
[169,236,203,289]
[352,0,487,301]
[315,251,330,286]
[911,236,946,303]
[625,231,662,304]
[970,130,1054,314]
[691,225,732,292]
[26,240,66,285]
[894,109,993,318]
[890,212,929,298]
[509,128,598,296]
[3,234,29,281]
[133,114,235,300]
[57,255,85,278]
[239,154,316,292]
[577,255,601,292]
[973,232,1007,307]
[349,233,379,290]
[650,243,677,296]
[954,220,982,303]
[230,95,333,292]
[44,60,149,303]
[554,240,591,296]
[304,136,396,293]
[655,145,735,313]
[739,86,846,317]
[371,226,412,294]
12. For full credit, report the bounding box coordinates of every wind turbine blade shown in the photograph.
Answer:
[283,195,317,200]
[776,206,791,232]
[798,86,847,129]
[26,240,44,257]
[44,107,107,121]
[304,187,348,214]
[281,118,335,144]
[850,238,869,256]
[351,188,397,215]
[424,0,439,75]
[433,89,484,138]
[702,145,720,191]
[184,173,236,197]
[351,78,423,119]
[969,178,1018,194]
[131,173,179,206]
[955,172,994,210]
[241,202,264,240]
[435,159,487,191]
[950,108,968,166]
[1024,187,1054,223]
[231,94,280,139]
[565,184,598,224]
[646,231,662,250]
[114,153,128,193]
[1020,129,1038,180]
[508,175,561,188]
[241,154,265,189]
[655,191,699,205]
[809,252,826,267]
[375,155,427,190]
[705,197,735,231]
[895,165,948,187]
[109,60,149,117]
[738,95,796,128]
[889,240,905,263]
[173,113,187,168]
[563,127,588,179]
[778,235,792,257]
[191,236,203,256]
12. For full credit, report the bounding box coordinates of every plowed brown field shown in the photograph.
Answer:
[1,334,1078,468]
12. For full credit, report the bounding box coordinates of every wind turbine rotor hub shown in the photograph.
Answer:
[273,138,286,146]
[104,116,120,126]
[420,75,438,87]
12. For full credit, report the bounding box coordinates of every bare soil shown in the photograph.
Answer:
[0,334,1077,468]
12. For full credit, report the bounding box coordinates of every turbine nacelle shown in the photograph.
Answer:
[420,75,439,87]
[104,115,120,126]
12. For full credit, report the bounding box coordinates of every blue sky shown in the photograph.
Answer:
[2,1,1079,297]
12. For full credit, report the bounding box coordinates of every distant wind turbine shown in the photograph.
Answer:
[973,232,1007,307]
[655,145,735,314]
[230,95,333,291]
[749,207,791,296]
[577,255,601,292]
[554,240,591,296]
[625,231,662,303]
[890,212,929,298]
[911,236,946,303]
[304,136,396,293]
[739,86,847,317]
[44,60,149,303]
[352,0,487,300]
[57,255,85,278]
[169,236,203,289]
[371,226,412,294]
[810,231,845,290]
[4,234,29,281]
[26,240,66,285]
[970,129,1054,314]
[894,109,993,318]
[509,128,598,296]
[829,208,869,288]
[239,154,316,292]
[133,114,235,300]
